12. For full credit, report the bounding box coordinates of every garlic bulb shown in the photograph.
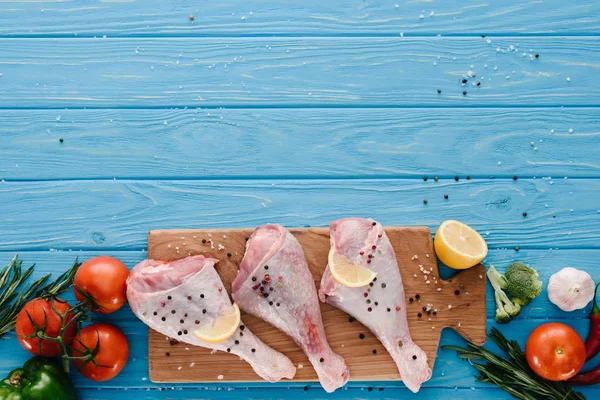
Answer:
[548,267,595,312]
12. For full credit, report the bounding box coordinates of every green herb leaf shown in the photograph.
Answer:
[442,327,586,400]
[0,255,81,338]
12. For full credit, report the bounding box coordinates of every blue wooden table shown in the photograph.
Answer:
[1,1,599,398]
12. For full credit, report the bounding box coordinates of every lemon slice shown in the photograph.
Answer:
[328,249,377,287]
[434,220,488,270]
[194,303,241,344]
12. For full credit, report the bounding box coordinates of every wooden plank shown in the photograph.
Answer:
[0,37,599,108]
[0,178,597,251]
[0,1,598,37]
[147,227,486,383]
[73,386,600,400]
[1,247,596,321]
[1,108,599,180]
[2,312,598,391]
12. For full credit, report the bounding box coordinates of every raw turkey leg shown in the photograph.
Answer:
[319,218,432,393]
[127,255,296,382]
[232,225,349,393]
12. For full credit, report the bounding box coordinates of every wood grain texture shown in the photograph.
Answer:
[0,37,599,108]
[1,178,597,251]
[1,108,599,180]
[147,227,486,383]
[0,1,598,37]
[71,386,600,400]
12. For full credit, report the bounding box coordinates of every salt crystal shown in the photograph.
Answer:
[217,375,224,380]
[448,305,452,309]
[437,287,441,292]
[395,4,399,8]
[426,280,430,284]
[569,128,573,133]
[486,39,492,44]
[298,364,303,369]
[419,14,424,19]
[189,362,195,367]
[177,366,182,371]
[566,77,571,81]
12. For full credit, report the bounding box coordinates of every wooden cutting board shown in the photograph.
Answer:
[147,227,486,383]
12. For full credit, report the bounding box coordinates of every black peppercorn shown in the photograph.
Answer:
[412,355,417,360]
[444,194,448,199]
[455,290,460,295]
[523,212,528,217]
[359,333,365,339]
[418,313,422,318]
[437,89,441,93]
[463,91,467,96]
[462,79,467,84]
[320,358,324,363]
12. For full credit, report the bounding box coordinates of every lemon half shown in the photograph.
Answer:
[328,249,377,287]
[434,220,488,270]
[194,303,241,344]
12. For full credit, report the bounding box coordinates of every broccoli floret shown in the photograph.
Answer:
[487,266,522,324]
[494,289,521,324]
[504,262,543,306]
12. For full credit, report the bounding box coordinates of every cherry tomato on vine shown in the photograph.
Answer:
[526,322,586,381]
[74,256,129,314]
[15,297,76,357]
[71,323,129,382]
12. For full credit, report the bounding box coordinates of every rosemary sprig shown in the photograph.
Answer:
[0,255,81,338]
[443,327,586,400]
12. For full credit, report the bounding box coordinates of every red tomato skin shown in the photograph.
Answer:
[15,297,76,356]
[74,256,129,314]
[71,323,129,382]
[526,322,586,381]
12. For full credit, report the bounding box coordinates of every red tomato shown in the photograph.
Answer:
[15,297,76,357]
[71,323,129,382]
[74,256,129,314]
[526,322,586,381]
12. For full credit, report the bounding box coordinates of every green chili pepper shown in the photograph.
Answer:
[0,357,76,400]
